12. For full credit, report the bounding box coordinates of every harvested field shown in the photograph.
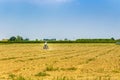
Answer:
[0,43,120,80]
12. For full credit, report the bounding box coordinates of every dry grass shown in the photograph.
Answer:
[0,43,120,80]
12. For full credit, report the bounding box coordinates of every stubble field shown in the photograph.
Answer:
[0,43,120,80]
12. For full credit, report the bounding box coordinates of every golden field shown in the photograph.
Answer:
[0,43,120,80]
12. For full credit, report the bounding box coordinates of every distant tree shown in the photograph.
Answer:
[24,38,29,41]
[64,38,68,41]
[111,37,115,40]
[9,36,16,41]
[16,35,23,41]
[35,39,39,41]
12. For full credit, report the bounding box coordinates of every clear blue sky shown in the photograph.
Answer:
[0,0,120,40]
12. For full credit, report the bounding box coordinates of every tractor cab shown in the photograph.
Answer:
[43,41,49,49]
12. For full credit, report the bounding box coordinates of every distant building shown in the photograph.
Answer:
[43,38,56,41]
[2,39,9,41]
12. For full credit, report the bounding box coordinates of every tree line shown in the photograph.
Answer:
[9,36,29,42]
[0,36,119,43]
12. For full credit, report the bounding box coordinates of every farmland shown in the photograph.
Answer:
[0,43,120,80]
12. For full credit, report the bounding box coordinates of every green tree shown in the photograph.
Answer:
[24,38,29,41]
[64,38,68,41]
[16,35,23,41]
[111,37,115,40]
[35,39,39,41]
[9,36,16,41]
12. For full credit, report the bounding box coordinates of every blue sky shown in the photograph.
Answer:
[0,0,120,40]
